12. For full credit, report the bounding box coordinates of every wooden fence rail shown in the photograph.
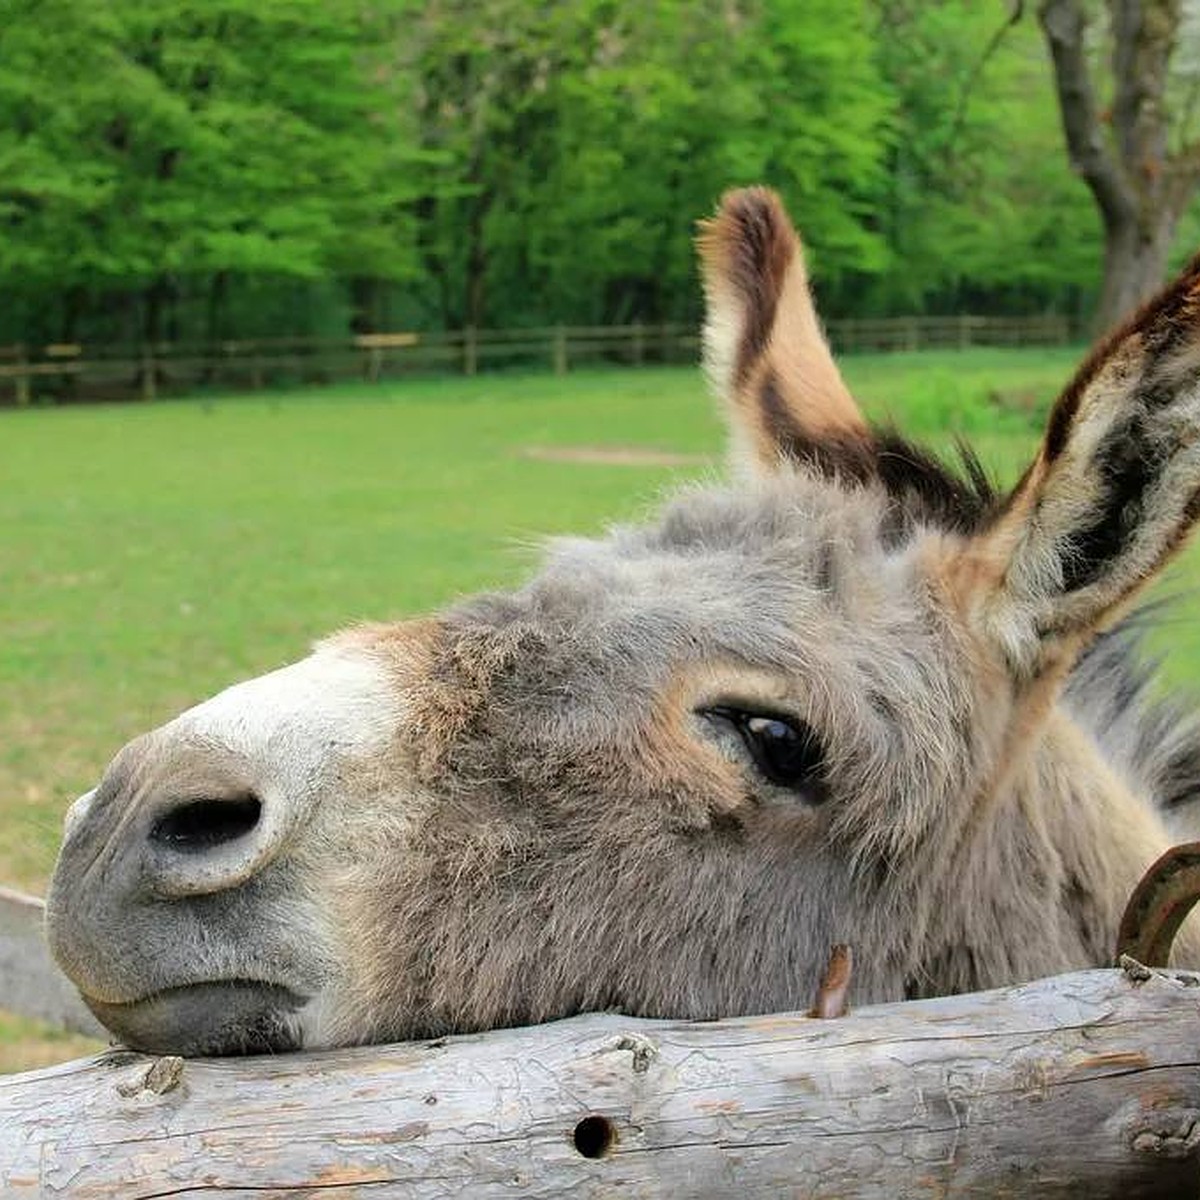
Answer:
[2,964,1197,1197]
[0,315,1076,406]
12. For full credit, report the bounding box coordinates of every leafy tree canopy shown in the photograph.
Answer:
[0,0,1191,345]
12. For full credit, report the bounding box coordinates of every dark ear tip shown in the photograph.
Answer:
[697,186,797,290]
[718,185,787,225]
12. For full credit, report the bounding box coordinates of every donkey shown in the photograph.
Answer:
[46,189,1200,1056]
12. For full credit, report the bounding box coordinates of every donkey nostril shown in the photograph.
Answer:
[150,795,262,853]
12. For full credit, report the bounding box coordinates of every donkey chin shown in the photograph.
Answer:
[83,983,307,1057]
[47,852,334,1055]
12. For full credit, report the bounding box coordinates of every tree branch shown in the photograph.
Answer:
[947,1,1025,149]
[1039,0,1135,229]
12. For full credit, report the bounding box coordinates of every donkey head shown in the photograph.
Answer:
[47,190,1200,1055]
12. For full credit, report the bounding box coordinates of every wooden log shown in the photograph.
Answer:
[0,888,104,1039]
[2,967,1198,1198]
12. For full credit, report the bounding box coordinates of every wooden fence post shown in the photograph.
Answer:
[140,348,157,402]
[464,327,478,376]
[631,322,644,366]
[14,345,29,407]
[553,325,568,375]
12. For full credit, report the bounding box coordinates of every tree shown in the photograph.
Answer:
[0,0,431,345]
[864,1,1101,320]
[1039,0,1200,329]
[404,0,892,330]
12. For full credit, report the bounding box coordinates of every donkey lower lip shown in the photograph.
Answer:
[84,980,307,1056]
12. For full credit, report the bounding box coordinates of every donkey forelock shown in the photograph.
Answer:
[45,188,1200,1055]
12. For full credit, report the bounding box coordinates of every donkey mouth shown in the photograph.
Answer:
[84,980,307,1056]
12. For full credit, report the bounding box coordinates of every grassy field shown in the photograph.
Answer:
[4,346,1200,1070]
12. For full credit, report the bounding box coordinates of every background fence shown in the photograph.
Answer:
[0,314,1076,406]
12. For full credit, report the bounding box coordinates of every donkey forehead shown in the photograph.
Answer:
[453,477,940,700]
[563,479,916,624]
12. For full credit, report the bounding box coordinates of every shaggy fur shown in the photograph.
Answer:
[44,188,1200,1055]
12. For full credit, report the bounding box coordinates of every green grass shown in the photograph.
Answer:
[4,347,1200,1070]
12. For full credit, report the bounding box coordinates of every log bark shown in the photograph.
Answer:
[2,966,1199,1198]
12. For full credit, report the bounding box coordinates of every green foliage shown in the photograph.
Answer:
[859,2,1102,317]
[0,0,429,340]
[399,0,890,326]
[0,0,1188,343]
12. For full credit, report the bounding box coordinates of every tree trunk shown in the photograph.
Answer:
[1038,0,1196,332]
[205,270,228,346]
[1099,208,1179,330]
[141,275,177,346]
[58,285,84,344]
[139,276,173,399]
[3,966,1200,1198]
[464,190,493,330]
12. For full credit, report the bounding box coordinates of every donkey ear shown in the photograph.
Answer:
[698,187,867,472]
[955,256,1200,681]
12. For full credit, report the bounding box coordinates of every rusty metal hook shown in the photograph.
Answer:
[1116,841,1200,967]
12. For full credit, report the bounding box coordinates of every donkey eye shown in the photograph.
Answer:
[701,707,828,799]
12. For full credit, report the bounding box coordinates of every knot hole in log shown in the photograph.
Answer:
[573,1114,617,1158]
